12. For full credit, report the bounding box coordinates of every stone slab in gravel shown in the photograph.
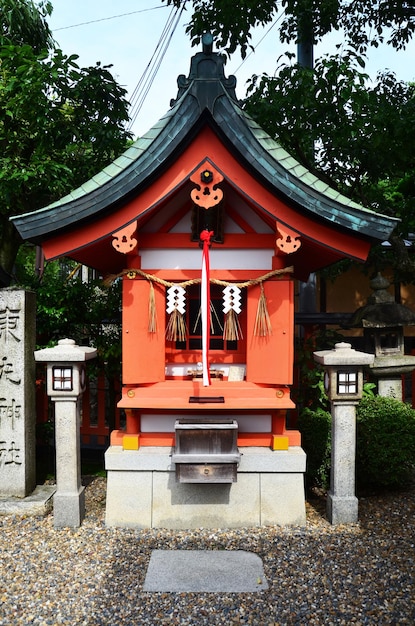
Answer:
[0,484,55,516]
[143,549,269,592]
[1,477,414,625]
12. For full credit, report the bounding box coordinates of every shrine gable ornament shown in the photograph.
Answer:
[111,221,137,254]
[190,162,224,210]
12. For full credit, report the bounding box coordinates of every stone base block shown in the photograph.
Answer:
[53,487,85,528]
[105,446,306,529]
[0,485,55,517]
[106,469,152,528]
[326,492,358,525]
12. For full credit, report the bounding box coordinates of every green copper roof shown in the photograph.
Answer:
[28,106,178,213]
[12,40,398,244]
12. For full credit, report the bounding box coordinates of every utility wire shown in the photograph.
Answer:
[51,2,185,133]
[232,11,284,76]
[127,3,186,130]
[128,6,178,112]
[128,2,281,131]
[52,2,284,133]
[53,6,166,31]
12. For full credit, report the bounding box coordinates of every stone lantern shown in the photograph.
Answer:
[349,273,415,398]
[314,342,374,524]
[35,338,97,527]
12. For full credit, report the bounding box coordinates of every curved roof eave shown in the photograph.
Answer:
[11,88,202,242]
[210,96,398,242]
[12,63,399,246]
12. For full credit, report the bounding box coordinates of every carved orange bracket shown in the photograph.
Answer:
[276,223,301,254]
[112,221,137,254]
[190,161,224,209]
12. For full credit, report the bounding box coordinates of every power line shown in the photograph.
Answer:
[232,12,284,76]
[52,2,284,134]
[128,3,283,131]
[127,4,186,131]
[53,6,166,31]
[128,6,178,109]
[50,2,186,134]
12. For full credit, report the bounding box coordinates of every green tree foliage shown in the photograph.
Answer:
[298,406,331,488]
[0,0,54,52]
[165,1,415,57]
[243,52,415,279]
[0,0,131,280]
[15,245,122,432]
[293,327,344,413]
[280,1,415,52]
[15,245,121,386]
[244,54,415,211]
[15,245,120,356]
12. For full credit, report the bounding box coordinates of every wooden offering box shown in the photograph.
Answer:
[172,419,240,483]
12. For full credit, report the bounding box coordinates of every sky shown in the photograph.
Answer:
[47,1,415,139]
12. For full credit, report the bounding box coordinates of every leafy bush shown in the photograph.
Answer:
[299,394,415,492]
[298,407,331,489]
[356,395,415,490]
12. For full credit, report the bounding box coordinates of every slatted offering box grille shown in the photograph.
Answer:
[172,419,240,483]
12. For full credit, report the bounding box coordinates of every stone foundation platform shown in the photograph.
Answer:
[105,446,306,529]
[0,485,55,517]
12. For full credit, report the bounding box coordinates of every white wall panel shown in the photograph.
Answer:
[140,248,273,270]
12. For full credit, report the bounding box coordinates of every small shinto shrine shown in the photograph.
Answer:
[13,36,397,528]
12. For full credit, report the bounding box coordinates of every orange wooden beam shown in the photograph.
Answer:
[41,126,370,265]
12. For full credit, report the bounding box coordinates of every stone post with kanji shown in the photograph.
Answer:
[0,289,36,497]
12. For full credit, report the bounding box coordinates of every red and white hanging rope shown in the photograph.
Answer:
[200,230,214,386]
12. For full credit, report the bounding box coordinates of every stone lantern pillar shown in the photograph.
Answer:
[313,342,374,524]
[35,338,97,527]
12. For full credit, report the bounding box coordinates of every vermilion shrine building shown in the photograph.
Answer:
[13,38,397,528]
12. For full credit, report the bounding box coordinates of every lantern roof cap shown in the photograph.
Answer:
[34,338,97,363]
[314,342,374,366]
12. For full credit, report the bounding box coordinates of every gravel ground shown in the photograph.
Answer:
[0,477,414,625]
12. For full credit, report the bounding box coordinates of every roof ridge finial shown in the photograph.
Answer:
[202,32,213,55]
[170,30,238,109]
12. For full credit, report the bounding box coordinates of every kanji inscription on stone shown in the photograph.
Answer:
[0,289,36,497]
